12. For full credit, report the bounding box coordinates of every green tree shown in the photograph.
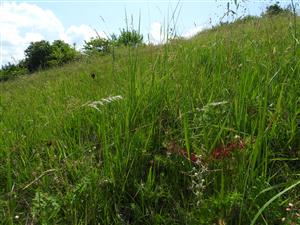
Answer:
[264,3,292,16]
[24,40,52,72]
[0,61,28,81]
[49,40,77,66]
[24,40,78,72]
[83,37,110,54]
[117,29,143,46]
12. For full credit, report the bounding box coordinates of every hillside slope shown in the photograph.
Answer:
[1,15,300,224]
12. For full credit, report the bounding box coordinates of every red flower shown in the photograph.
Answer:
[212,140,245,159]
[190,153,198,163]
[179,149,198,163]
[238,140,245,149]
[164,140,201,163]
[212,145,228,159]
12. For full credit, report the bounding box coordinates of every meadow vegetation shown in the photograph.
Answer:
[0,7,300,225]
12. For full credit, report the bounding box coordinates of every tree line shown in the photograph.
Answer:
[0,28,143,81]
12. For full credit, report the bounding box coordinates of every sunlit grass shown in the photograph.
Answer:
[0,15,300,224]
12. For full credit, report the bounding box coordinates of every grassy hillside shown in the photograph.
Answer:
[1,15,300,224]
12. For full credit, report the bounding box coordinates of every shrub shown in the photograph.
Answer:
[48,40,77,66]
[263,3,293,17]
[0,61,28,81]
[117,29,143,47]
[83,37,110,54]
[24,40,78,72]
[24,40,52,72]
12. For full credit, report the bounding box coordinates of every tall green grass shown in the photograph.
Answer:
[0,15,300,224]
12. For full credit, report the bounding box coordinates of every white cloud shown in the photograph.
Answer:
[63,25,106,48]
[25,33,45,43]
[1,26,23,45]
[182,26,205,39]
[149,22,165,44]
[148,22,206,43]
[0,2,99,66]
[1,2,64,32]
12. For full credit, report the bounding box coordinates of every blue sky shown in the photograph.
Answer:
[0,0,292,66]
